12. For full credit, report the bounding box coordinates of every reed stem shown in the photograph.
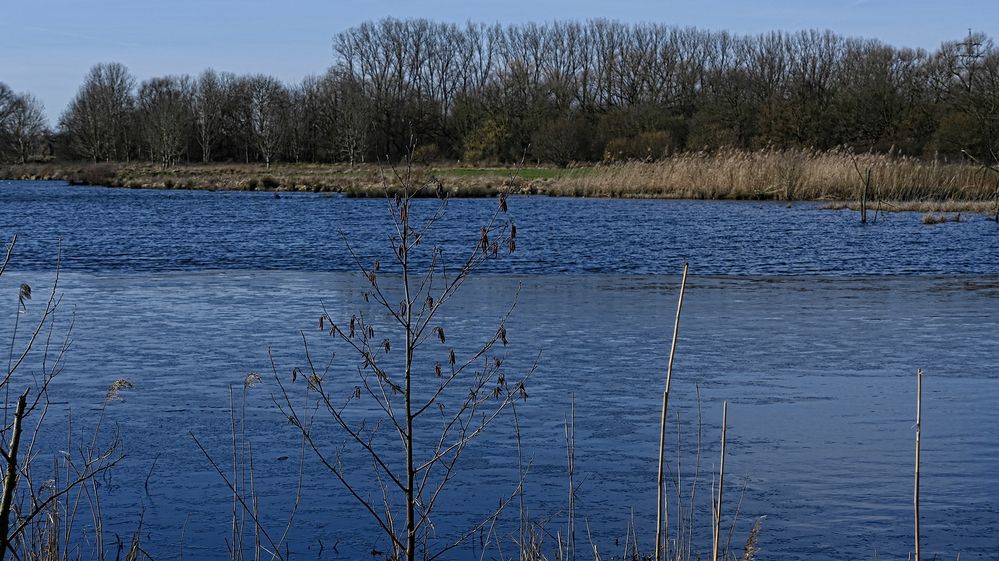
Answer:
[861,169,870,224]
[655,262,688,561]
[914,369,922,561]
[712,401,728,561]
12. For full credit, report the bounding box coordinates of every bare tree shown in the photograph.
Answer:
[192,69,225,163]
[0,84,16,136]
[271,168,530,561]
[5,95,47,164]
[246,75,288,168]
[137,76,191,167]
[59,63,135,162]
[0,85,18,162]
[329,70,371,165]
[0,87,48,164]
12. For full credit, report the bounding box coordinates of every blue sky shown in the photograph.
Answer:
[2,0,996,124]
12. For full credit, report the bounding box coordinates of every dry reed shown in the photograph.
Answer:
[920,213,963,225]
[914,369,923,561]
[5,149,997,208]
[552,149,997,203]
[656,263,688,561]
[711,402,728,561]
[741,518,763,561]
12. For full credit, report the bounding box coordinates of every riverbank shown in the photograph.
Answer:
[3,149,998,212]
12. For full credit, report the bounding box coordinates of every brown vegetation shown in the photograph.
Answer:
[556,149,998,202]
[5,149,997,214]
[921,213,962,224]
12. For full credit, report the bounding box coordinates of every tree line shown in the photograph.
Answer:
[3,19,999,166]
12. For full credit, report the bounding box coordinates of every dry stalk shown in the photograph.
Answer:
[656,262,688,561]
[712,402,728,561]
[914,369,922,561]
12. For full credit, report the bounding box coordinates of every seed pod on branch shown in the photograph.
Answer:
[19,283,31,311]
[307,374,322,391]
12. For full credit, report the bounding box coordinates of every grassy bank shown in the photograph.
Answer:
[0,161,567,197]
[4,149,998,212]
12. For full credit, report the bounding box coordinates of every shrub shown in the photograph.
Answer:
[412,143,440,164]
[603,131,674,162]
[463,118,509,163]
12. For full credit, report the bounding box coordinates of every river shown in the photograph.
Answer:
[1,180,997,560]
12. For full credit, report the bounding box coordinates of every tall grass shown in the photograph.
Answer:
[553,149,997,202]
[5,150,996,206]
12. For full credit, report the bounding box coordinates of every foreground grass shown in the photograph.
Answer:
[3,149,998,212]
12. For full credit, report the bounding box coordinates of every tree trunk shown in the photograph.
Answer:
[0,390,29,561]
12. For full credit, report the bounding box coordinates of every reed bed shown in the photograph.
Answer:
[553,149,998,202]
[4,150,997,211]
[823,200,993,212]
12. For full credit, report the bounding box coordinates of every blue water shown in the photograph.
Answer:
[0,180,997,561]
[2,180,998,276]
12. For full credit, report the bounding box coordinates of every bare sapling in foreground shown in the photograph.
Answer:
[270,163,532,561]
[0,237,129,561]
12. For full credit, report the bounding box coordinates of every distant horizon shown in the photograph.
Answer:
[2,0,997,125]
